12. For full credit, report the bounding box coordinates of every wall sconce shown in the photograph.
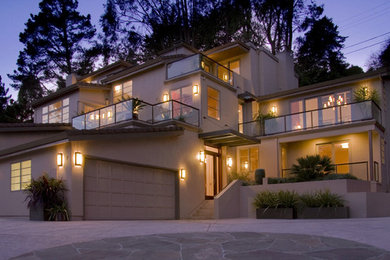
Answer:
[197,151,205,163]
[57,153,63,167]
[341,143,349,149]
[227,157,233,168]
[192,85,199,95]
[363,87,368,97]
[223,74,228,81]
[271,105,277,114]
[163,93,169,102]
[114,85,121,93]
[75,152,83,166]
[107,111,112,118]
[180,169,186,180]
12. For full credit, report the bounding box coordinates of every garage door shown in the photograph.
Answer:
[84,158,177,220]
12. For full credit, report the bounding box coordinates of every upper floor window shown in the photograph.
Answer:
[42,98,69,123]
[170,86,193,106]
[11,160,31,191]
[113,80,133,103]
[223,60,240,74]
[207,87,220,120]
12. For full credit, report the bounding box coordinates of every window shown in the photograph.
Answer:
[317,141,350,173]
[11,160,31,191]
[170,86,193,106]
[223,60,240,74]
[207,87,220,120]
[42,98,70,123]
[113,80,133,103]
[239,147,259,172]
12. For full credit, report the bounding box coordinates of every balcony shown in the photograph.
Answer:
[72,98,200,130]
[239,100,382,136]
[167,54,233,85]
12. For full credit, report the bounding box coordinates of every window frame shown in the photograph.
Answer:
[238,146,259,172]
[42,98,70,123]
[113,80,133,103]
[10,160,31,191]
[207,86,220,120]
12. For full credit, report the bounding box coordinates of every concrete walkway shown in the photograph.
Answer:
[2,217,390,259]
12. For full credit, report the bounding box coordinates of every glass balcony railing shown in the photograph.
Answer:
[72,98,199,130]
[238,100,382,136]
[167,54,233,85]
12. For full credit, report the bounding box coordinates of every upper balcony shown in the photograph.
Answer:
[167,54,233,85]
[72,98,200,130]
[239,100,382,136]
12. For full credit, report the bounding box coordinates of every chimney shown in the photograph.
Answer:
[66,73,78,87]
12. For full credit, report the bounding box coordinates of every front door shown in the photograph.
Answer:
[205,152,221,199]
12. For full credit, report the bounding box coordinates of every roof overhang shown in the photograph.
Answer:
[199,129,260,147]
[203,42,250,62]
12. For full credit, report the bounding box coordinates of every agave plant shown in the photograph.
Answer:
[291,155,335,181]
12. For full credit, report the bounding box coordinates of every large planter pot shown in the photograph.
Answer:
[256,208,294,219]
[29,203,45,221]
[297,207,349,219]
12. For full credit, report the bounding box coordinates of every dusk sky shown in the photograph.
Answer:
[0,0,389,98]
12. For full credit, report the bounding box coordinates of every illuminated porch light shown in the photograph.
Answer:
[223,73,228,81]
[75,152,83,166]
[57,153,63,167]
[192,85,199,95]
[201,61,205,69]
[197,151,205,163]
[227,157,233,168]
[180,169,186,180]
[363,87,368,97]
[243,161,249,170]
[271,105,277,114]
[341,143,349,149]
[163,94,169,102]
[107,111,112,118]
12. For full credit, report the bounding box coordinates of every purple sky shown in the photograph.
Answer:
[0,0,389,98]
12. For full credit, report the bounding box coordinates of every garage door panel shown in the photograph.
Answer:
[84,159,176,220]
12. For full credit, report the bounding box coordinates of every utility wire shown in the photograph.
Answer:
[341,8,390,30]
[343,32,390,49]
[337,0,390,25]
[345,39,388,55]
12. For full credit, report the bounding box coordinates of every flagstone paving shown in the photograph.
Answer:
[11,232,390,260]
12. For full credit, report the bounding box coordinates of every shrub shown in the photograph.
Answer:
[253,190,299,209]
[353,86,380,105]
[267,177,298,184]
[320,174,357,180]
[291,155,335,181]
[300,190,344,208]
[227,171,253,185]
[25,173,69,221]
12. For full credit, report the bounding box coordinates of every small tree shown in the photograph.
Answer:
[291,155,334,181]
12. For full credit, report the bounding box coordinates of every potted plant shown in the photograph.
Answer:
[297,190,349,219]
[24,174,69,221]
[253,190,299,219]
[132,98,146,120]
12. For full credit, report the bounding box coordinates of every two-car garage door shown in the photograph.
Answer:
[84,158,177,220]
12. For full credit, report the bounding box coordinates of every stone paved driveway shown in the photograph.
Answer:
[12,232,390,260]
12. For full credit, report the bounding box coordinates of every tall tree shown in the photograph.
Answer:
[10,0,96,91]
[368,38,390,70]
[0,76,11,113]
[295,16,349,86]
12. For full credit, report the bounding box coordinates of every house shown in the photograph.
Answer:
[0,41,389,220]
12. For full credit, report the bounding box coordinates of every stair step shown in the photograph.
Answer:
[190,200,215,220]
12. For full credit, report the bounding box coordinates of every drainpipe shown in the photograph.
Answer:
[368,130,374,181]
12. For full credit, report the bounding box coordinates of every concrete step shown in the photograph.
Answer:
[190,200,214,220]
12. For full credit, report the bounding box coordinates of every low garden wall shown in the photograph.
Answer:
[214,179,390,219]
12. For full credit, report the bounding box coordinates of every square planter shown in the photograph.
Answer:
[297,207,349,219]
[29,203,45,221]
[256,208,294,219]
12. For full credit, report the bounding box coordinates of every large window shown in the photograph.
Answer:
[42,98,69,123]
[317,141,350,173]
[113,80,133,103]
[11,160,31,191]
[223,60,240,74]
[239,147,259,172]
[170,86,193,106]
[207,87,220,120]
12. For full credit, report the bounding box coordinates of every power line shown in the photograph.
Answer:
[345,39,388,55]
[343,32,390,49]
[337,0,390,25]
[341,7,390,30]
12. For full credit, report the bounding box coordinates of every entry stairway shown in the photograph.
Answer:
[190,200,214,219]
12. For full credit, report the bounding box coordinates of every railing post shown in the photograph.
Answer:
[284,116,287,132]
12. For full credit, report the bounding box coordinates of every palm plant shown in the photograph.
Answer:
[291,155,335,181]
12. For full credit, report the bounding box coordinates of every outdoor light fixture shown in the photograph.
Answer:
[363,87,368,97]
[201,61,205,69]
[227,157,233,167]
[197,151,205,163]
[271,105,277,114]
[180,169,186,180]
[163,93,169,102]
[75,152,83,166]
[114,85,121,92]
[341,143,349,149]
[223,74,228,81]
[192,85,199,95]
[107,111,112,118]
[57,153,63,167]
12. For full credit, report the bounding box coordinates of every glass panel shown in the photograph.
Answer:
[42,106,48,114]
[63,98,69,106]
[123,80,132,99]
[290,101,303,131]
[11,163,20,171]
[207,87,220,120]
[181,86,192,106]
[113,85,122,103]
[49,101,62,112]
[11,177,20,184]
[238,104,243,133]
[72,115,85,130]
[49,110,62,123]
[21,160,31,169]
[167,55,200,79]
[11,183,20,191]
[305,98,318,128]
[229,60,240,74]
[250,147,259,171]
[239,149,249,172]
[116,100,133,122]
[264,117,285,135]
[334,142,349,174]
[11,170,20,178]
[86,111,100,129]
[100,105,115,126]
[153,102,172,122]
[42,114,48,123]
